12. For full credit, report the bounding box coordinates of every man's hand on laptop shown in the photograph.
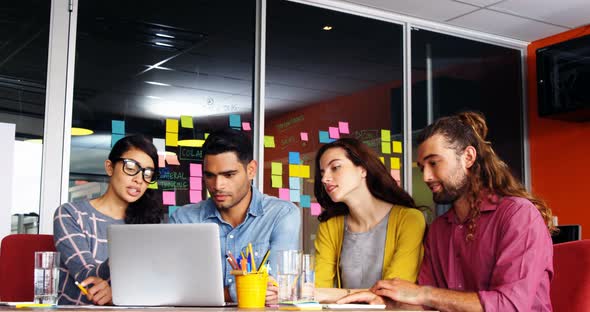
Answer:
[265,276,279,305]
[81,276,113,306]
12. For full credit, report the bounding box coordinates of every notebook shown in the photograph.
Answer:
[108,223,226,306]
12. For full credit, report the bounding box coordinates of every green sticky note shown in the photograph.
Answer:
[264,136,275,148]
[271,175,283,188]
[381,141,391,154]
[381,129,391,142]
[148,182,158,189]
[271,162,283,175]
[180,115,193,128]
[392,141,402,153]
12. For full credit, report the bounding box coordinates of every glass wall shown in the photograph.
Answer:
[0,0,51,234]
[411,28,523,219]
[68,0,256,219]
[264,0,405,252]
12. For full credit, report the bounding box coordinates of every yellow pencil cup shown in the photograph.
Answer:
[235,273,268,308]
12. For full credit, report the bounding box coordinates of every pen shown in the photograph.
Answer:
[225,255,239,270]
[75,281,89,295]
[15,303,55,308]
[227,250,239,270]
[248,243,257,272]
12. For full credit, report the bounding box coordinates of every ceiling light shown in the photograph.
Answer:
[145,81,171,87]
[155,42,174,47]
[177,139,205,147]
[155,33,175,39]
[71,127,94,136]
[323,25,333,31]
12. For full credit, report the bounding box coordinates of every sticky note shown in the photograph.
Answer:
[190,163,202,177]
[392,141,402,153]
[338,121,349,134]
[165,132,178,146]
[379,157,385,164]
[166,154,180,165]
[168,206,179,217]
[290,190,301,203]
[190,177,202,190]
[111,134,124,148]
[271,175,283,188]
[163,191,176,206]
[328,127,340,139]
[289,177,301,190]
[381,129,391,142]
[242,122,251,131]
[390,157,400,170]
[271,162,282,175]
[166,119,179,133]
[300,195,311,208]
[153,138,165,154]
[158,155,165,168]
[147,182,158,190]
[112,120,125,135]
[190,190,202,204]
[289,152,300,165]
[310,203,322,216]
[180,115,193,128]
[264,136,275,148]
[300,132,308,141]
[289,164,300,177]
[381,141,391,154]
[300,165,310,178]
[229,114,241,128]
[319,131,333,144]
[278,188,290,201]
[390,169,401,182]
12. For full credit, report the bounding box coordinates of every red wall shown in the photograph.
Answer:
[527,25,590,238]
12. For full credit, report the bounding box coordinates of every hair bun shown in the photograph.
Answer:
[459,111,488,140]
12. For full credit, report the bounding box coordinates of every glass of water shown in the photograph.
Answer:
[277,250,301,302]
[300,254,315,301]
[34,251,60,304]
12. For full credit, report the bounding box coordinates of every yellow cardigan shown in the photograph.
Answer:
[314,205,425,288]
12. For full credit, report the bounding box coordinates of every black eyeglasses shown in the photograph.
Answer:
[114,158,158,184]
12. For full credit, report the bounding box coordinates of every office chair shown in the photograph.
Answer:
[551,239,590,311]
[0,234,56,301]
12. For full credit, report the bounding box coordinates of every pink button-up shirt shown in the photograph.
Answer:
[418,196,553,311]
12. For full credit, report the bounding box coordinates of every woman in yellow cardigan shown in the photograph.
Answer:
[313,138,426,303]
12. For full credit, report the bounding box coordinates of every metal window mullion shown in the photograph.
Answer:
[253,0,267,192]
[403,24,413,194]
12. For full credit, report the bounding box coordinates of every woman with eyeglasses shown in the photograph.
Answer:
[53,134,162,305]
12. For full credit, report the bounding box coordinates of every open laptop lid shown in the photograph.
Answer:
[108,223,225,306]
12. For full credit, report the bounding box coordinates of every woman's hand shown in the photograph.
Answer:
[336,290,387,305]
[265,276,279,305]
[81,276,112,305]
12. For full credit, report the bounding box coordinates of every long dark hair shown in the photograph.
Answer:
[108,134,163,224]
[417,111,556,239]
[314,138,417,222]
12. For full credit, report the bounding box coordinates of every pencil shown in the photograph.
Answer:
[75,281,89,295]
[227,250,239,270]
[225,255,239,270]
[258,249,271,272]
[248,243,257,272]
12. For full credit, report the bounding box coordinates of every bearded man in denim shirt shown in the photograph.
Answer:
[170,128,301,304]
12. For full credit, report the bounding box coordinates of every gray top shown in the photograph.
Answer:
[339,213,389,289]
[53,200,125,305]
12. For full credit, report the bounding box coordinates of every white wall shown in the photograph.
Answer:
[0,123,15,241]
[12,141,43,215]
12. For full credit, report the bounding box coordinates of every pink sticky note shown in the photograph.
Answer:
[300,132,308,141]
[158,155,165,168]
[190,177,202,190]
[166,154,180,165]
[328,127,340,139]
[338,121,349,134]
[278,188,290,201]
[391,169,401,186]
[242,122,251,131]
[163,191,176,206]
[190,163,202,177]
[310,203,322,216]
[189,190,202,203]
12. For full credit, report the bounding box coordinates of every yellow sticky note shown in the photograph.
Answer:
[392,141,402,153]
[264,136,275,148]
[390,157,400,170]
[381,142,391,154]
[166,132,178,146]
[180,116,193,129]
[271,162,283,175]
[379,157,384,164]
[381,129,391,142]
[148,182,158,189]
[289,164,300,177]
[205,133,209,139]
[300,165,310,178]
[166,119,179,133]
[271,175,282,188]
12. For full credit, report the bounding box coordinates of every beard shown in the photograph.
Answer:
[432,172,469,205]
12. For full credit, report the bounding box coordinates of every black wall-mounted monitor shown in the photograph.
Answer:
[536,34,590,122]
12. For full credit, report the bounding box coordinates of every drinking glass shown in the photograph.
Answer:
[34,251,60,304]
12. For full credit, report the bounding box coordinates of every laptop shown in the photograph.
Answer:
[108,223,226,306]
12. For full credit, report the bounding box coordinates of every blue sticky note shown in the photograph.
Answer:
[229,115,241,128]
[289,152,300,165]
[319,131,334,144]
[300,195,311,208]
[112,120,125,135]
[111,133,125,148]
[289,177,301,190]
[168,206,179,217]
[289,189,301,203]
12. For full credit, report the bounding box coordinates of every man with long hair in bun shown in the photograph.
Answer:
[339,112,555,311]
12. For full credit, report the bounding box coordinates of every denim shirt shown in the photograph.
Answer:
[169,186,301,301]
